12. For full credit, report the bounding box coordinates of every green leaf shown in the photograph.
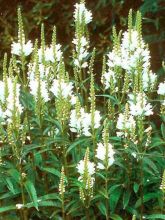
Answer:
[66,137,90,155]
[24,180,38,210]
[41,167,61,178]
[143,157,159,175]
[25,200,59,209]
[8,169,20,183]
[109,185,122,212]
[98,202,106,216]
[0,205,16,213]
[98,188,109,199]
[133,182,139,193]
[6,177,16,194]
[161,123,165,139]
[135,193,160,208]
[38,193,60,201]
[123,190,131,209]
[145,214,165,219]
[111,214,123,220]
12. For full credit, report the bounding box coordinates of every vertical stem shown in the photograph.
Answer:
[62,198,65,220]
[105,169,109,220]
[19,165,28,220]
[62,124,68,177]
[85,207,90,220]
[140,157,144,220]
[21,54,27,90]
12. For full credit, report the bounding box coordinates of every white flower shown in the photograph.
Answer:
[51,79,73,99]
[101,70,116,89]
[96,142,115,169]
[131,152,137,158]
[70,95,77,105]
[128,93,153,116]
[93,110,101,128]
[77,160,95,176]
[106,29,152,91]
[0,106,4,118]
[74,3,92,24]
[1,78,23,121]
[157,82,165,95]
[117,113,136,130]
[0,81,5,102]
[16,204,24,209]
[29,79,49,102]
[69,108,85,133]
[81,112,91,136]
[38,44,62,63]
[73,36,88,47]
[142,71,157,91]
[69,108,101,137]
[27,62,50,81]
[73,36,89,68]
[11,40,33,56]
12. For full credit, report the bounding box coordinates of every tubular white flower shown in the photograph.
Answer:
[11,40,33,56]
[104,29,155,92]
[73,36,89,68]
[0,81,5,103]
[117,113,136,130]
[27,62,50,81]
[38,44,62,63]
[128,93,153,116]
[157,81,165,95]
[77,160,95,176]
[142,71,157,91]
[96,142,115,169]
[6,78,23,116]
[16,204,24,209]
[101,70,116,89]
[74,3,92,24]
[29,79,49,102]
[51,79,73,99]
[69,108,85,133]
[69,108,101,137]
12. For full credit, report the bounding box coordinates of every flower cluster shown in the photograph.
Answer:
[0,77,23,122]
[96,142,115,169]
[73,36,89,68]
[38,44,62,63]
[157,81,165,95]
[117,112,136,137]
[102,29,157,91]
[29,79,49,102]
[51,79,74,99]
[11,40,33,56]
[128,93,153,116]
[77,148,95,206]
[74,2,92,24]
[70,108,101,136]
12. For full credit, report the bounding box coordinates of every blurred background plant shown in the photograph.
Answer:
[0,0,165,73]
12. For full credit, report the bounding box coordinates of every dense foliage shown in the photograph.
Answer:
[0,0,165,219]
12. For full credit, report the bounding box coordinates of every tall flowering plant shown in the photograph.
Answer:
[0,1,164,219]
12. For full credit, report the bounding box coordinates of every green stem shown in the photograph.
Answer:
[140,157,144,220]
[105,169,110,220]
[19,165,28,220]
[21,54,27,90]
[62,198,65,220]
[85,207,90,220]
